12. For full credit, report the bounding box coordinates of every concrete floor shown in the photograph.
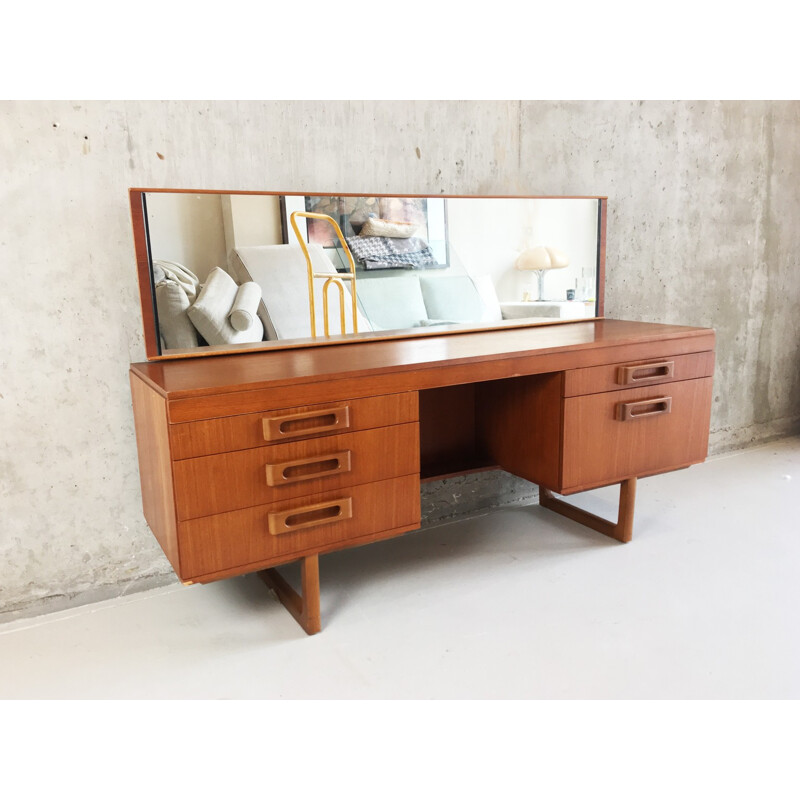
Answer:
[1,437,798,700]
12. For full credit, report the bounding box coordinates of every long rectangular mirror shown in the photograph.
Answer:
[130,190,606,360]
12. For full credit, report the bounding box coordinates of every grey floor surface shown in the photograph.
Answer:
[1,437,798,699]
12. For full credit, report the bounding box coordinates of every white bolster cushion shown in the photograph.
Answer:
[229,281,263,332]
[188,267,264,345]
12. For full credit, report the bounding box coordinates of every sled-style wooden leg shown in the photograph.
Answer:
[538,478,637,543]
[259,554,321,635]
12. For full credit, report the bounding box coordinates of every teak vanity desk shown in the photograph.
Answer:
[129,190,715,635]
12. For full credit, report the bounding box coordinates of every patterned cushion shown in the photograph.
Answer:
[346,235,438,269]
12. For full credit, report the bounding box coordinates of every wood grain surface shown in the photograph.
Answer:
[178,474,420,580]
[133,322,715,424]
[172,422,419,520]
[169,392,418,459]
[476,373,565,489]
[563,350,715,396]
[561,377,713,491]
[132,320,715,400]
[129,373,180,574]
[129,315,716,594]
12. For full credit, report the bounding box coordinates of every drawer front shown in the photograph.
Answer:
[178,474,421,580]
[561,377,712,492]
[173,422,419,520]
[563,351,714,397]
[169,392,418,460]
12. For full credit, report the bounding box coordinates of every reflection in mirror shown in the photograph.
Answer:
[138,191,603,356]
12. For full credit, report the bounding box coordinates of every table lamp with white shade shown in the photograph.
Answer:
[515,246,569,301]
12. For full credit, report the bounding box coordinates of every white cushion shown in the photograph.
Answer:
[188,267,264,345]
[229,281,262,332]
[418,275,482,323]
[419,274,502,324]
[154,279,199,350]
[356,275,428,331]
[359,217,417,238]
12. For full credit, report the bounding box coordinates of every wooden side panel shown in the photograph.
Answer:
[419,384,491,477]
[178,475,421,581]
[561,377,713,492]
[564,350,715,396]
[129,373,181,575]
[129,191,161,360]
[173,422,419,520]
[169,391,418,459]
[596,197,607,317]
[476,373,564,489]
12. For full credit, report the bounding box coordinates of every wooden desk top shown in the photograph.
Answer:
[131,319,715,402]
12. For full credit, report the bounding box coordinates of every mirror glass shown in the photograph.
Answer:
[138,191,602,356]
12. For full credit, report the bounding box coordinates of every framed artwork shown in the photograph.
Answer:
[282,194,449,270]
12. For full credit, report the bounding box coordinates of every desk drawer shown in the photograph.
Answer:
[173,422,419,520]
[561,377,713,491]
[178,474,421,580]
[169,392,418,459]
[563,351,714,397]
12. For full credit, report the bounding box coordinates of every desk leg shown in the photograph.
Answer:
[538,478,637,543]
[259,554,322,635]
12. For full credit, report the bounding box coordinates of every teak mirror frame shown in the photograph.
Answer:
[129,189,607,362]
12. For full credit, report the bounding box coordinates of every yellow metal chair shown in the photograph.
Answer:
[289,211,359,338]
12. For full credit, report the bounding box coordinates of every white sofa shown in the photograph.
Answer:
[229,244,513,339]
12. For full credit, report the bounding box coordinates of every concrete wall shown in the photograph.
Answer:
[1,100,798,620]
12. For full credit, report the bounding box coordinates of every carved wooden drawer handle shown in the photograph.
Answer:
[617,361,675,385]
[267,497,353,536]
[262,406,350,442]
[265,450,352,486]
[616,396,673,421]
